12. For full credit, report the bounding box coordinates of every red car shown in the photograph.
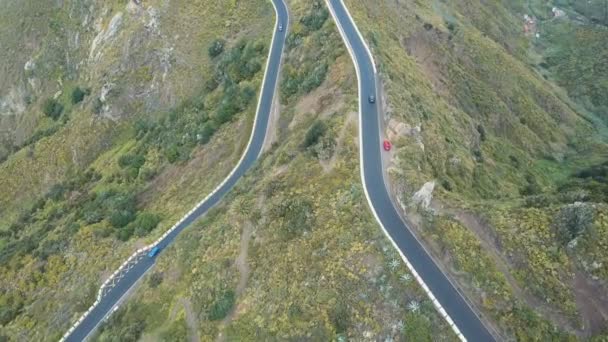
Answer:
[383,140,392,151]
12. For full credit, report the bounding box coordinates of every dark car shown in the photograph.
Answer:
[368,95,376,103]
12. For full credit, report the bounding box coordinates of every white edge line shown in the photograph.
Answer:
[61,1,285,340]
[80,265,155,342]
[323,0,467,340]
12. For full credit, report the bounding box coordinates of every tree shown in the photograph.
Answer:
[198,122,216,145]
[42,98,63,120]
[208,39,225,58]
[148,272,163,288]
[133,213,160,237]
[109,210,136,229]
[302,120,327,149]
[208,290,235,320]
[554,203,595,245]
[164,144,179,163]
[71,87,88,104]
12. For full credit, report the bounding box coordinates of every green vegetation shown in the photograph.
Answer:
[302,119,327,148]
[42,98,64,120]
[0,33,268,338]
[281,1,340,100]
[208,39,225,58]
[130,39,265,165]
[344,0,608,338]
[89,1,457,340]
[2,0,605,340]
[208,290,235,321]
[71,87,88,104]
[538,14,608,122]
[0,0,274,339]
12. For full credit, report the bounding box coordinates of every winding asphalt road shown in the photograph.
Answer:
[63,1,497,340]
[325,0,496,341]
[62,0,288,340]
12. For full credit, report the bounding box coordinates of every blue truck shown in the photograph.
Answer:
[148,246,161,258]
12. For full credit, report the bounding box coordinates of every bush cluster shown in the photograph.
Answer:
[42,98,63,120]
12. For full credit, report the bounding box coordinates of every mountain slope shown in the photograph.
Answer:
[0,0,273,339]
[344,0,608,339]
[90,1,459,340]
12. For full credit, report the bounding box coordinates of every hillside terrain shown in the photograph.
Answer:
[0,0,273,339]
[1,0,608,341]
[92,1,456,340]
[345,0,608,339]
[1,0,457,341]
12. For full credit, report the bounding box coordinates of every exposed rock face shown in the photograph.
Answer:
[412,181,435,209]
[0,0,180,156]
[90,12,124,61]
[387,118,424,151]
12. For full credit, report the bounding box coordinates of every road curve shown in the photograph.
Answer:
[324,0,496,341]
[62,1,289,340]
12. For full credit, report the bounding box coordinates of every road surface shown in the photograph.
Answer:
[62,0,289,340]
[324,0,496,341]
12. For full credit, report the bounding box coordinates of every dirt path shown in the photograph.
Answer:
[437,205,608,337]
[572,270,608,336]
[263,91,281,152]
[216,221,253,342]
[446,208,582,332]
[234,222,253,296]
[320,110,356,172]
[181,297,201,342]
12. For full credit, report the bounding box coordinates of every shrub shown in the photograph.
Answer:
[554,203,595,245]
[92,98,103,114]
[302,63,328,93]
[0,293,23,326]
[208,290,235,320]
[109,210,136,228]
[330,302,350,334]
[198,122,217,145]
[303,120,327,149]
[310,129,335,160]
[133,213,160,237]
[282,71,302,97]
[271,197,315,239]
[205,76,219,92]
[477,124,486,142]
[118,153,145,169]
[42,98,63,120]
[148,272,163,288]
[300,1,329,32]
[164,144,180,163]
[520,173,541,196]
[84,210,103,224]
[98,306,146,342]
[71,87,88,104]
[472,149,484,163]
[208,39,225,58]
[46,183,67,201]
[116,225,135,241]
[441,178,453,191]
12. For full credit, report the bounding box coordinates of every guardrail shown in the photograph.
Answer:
[58,208,200,342]
[59,0,285,339]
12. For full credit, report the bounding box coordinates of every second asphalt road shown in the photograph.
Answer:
[325,0,496,340]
